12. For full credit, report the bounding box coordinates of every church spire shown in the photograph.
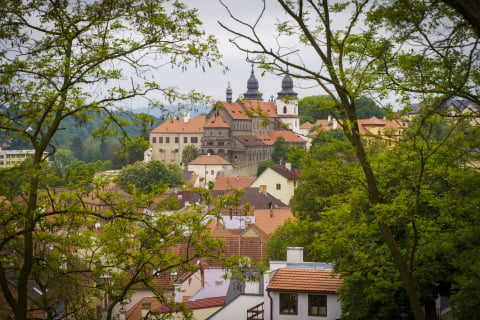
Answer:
[226,81,232,103]
[277,67,297,99]
[244,64,263,101]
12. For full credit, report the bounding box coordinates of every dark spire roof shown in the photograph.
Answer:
[244,64,263,101]
[277,68,297,99]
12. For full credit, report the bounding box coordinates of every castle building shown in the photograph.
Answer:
[149,66,306,167]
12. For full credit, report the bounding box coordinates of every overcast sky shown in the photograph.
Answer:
[148,0,323,108]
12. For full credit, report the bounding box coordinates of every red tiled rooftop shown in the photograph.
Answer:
[152,296,225,313]
[213,176,256,190]
[267,268,343,294]
[254,209,294,235]
[205,114,231,128]
[269,130,306,144]
[151,115,206,133]
[189,155,231,165]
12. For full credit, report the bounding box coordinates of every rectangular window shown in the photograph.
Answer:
[166,137,170,143]
[175,137,179,143]
[152,137,156,143]
[159,137,163,143]
[276,183,281,190]
[280,293,298,315]
[309,294,327,317]
[184,137,188,143]
[191,137,198,143]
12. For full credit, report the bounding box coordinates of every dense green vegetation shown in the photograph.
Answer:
[0,0,221,319]
[299,95,386,124]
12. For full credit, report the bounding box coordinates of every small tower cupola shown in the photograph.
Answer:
[244,64,263,101]
[226,81,233,104]
[277,69,297,100]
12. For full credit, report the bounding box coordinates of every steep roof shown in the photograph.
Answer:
[268,130,306,144]
[269,165,301,181]
[152,296,225,313]
[205,114,231,128]
[189,154,231,165]
[253,209,294,235]
[218,101,278,120]
[267,268,343,294]
[213,176,256,190]
[151,115,206,133]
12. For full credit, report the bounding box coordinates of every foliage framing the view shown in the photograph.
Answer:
[0,0,221,319]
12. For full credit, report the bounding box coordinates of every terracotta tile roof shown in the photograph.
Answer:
[300,121,313,130]
[210,188,288,210]
[151,115,206,133]
[219,102,250,120]
[269,130,306,144]
[267,268,343,294]
[269,165,301,181]
[213,176,256,190]
[219,101,278,120]
[189,154,231,165]
[253,209,294,235]
[241,100,278,118]
[205,114,230,128]
[152,296,225,313]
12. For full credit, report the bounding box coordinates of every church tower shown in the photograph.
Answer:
[226,81,232,103]
[276,69,300,133]
[243,64,263,101]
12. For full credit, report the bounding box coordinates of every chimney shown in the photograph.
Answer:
[285,162,292,171]
[184,111,190,123]
[286,247,303,263]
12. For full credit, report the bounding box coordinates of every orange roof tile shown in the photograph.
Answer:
[213,176,256,190]
[219,101,278,120]
[151,116,206,133]
[269,131,306,144]
[300,122,313,130]
[189,155,231,165]
[152,296,225,313]
[205,114,231,128]
[253,209,294,235]
[267,268,343,294]
[241,100,278,118]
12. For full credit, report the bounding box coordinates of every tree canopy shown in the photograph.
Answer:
[0,0,221,319]
[220,0,479,319]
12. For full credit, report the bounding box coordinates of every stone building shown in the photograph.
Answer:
[200,65,306,164]
[149,66,307,167]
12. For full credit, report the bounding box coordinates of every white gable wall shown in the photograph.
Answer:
[251,168,295,205]
[267,292,341,320]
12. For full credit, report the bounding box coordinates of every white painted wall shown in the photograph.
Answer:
[208,295,264,320]
[267,292,341,320]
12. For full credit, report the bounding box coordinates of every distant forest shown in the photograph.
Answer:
[1,109,163,166]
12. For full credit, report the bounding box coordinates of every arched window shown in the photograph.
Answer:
[283,106,287,114]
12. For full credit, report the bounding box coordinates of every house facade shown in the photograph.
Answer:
[149,114,205,165]
[265,268,342,320]
[251,163,301,205]
[187,154,233,187]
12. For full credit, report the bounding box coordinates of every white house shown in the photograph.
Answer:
[187,154,233,188]
[207,247,343,320]
[250,163,300,205]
